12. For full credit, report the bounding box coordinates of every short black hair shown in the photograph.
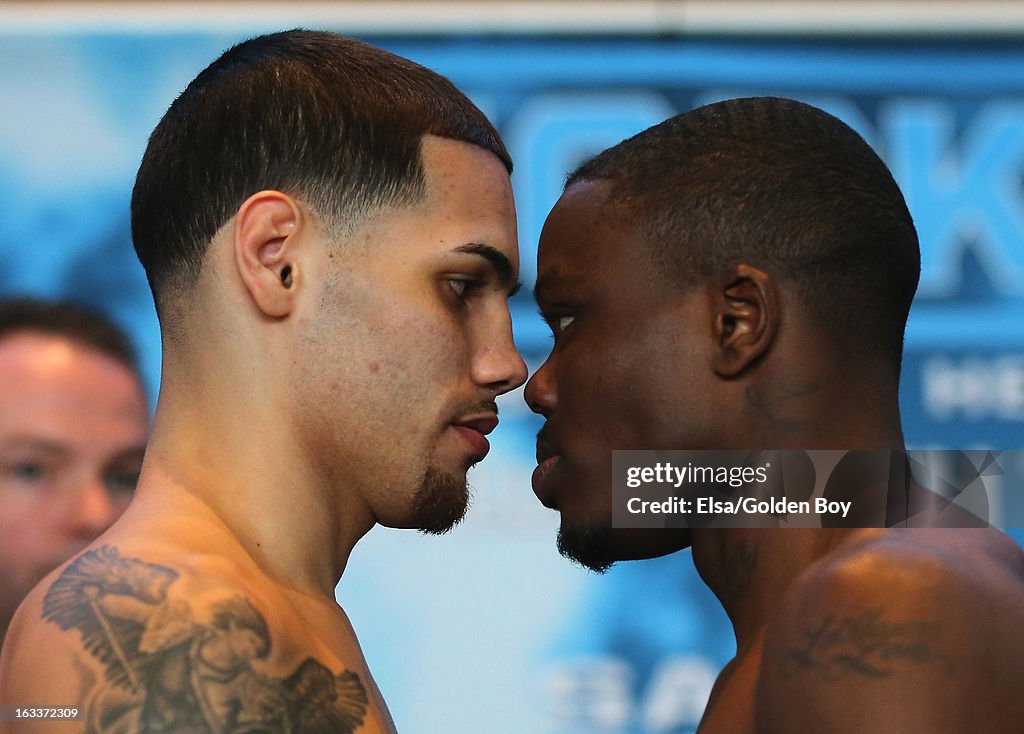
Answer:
[132,29,511,314]
[568,97,920,377]
[0,297,138,374]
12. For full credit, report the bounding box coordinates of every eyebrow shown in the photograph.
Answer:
[0,438,147,463]
[104,446,147,469]
[454,243,522,297]
[0,437,71,458]
[532,273,582,305]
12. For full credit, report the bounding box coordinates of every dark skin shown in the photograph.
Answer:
[525,179,1024,734]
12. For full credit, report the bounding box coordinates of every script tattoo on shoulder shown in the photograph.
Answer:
[42,545,368,733]
[780,607,956,681]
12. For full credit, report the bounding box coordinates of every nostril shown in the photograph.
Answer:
[524,370,555,416]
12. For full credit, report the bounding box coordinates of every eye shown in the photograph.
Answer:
[540,308,576,340]
[447,278,484,300]
[9,462,46,483]
[555,315,575,335]
[103,468,141,496]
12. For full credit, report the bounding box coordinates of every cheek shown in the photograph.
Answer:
[110,492,133,515]
[0,504,58,569]
[0,492,45,533]
[302,301,471,455]
[370,311,467,405]
[559,342,701,455]
[558,347,650,442]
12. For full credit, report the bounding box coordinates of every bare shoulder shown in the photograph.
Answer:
[1,543,385,733]
[755,529,1024,734]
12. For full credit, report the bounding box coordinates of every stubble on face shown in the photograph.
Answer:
[413,465,470,535]
[556,519,617,574]
[412,392,501,534]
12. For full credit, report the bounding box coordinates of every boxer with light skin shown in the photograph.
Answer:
[526,97,1024,734]
[0,299,147,647]
[1,31,525,733]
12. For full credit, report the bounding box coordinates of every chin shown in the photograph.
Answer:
[412,465,470,535]
[555,516,620,573]
[557,515,692,572]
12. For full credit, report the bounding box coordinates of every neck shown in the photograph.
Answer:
[741,377,905,450]
[131,354,373,600]
[696,365,906,649]
[692,527,858,649]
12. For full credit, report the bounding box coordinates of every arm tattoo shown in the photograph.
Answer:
[42,545,368,733]
[781,607,956,681]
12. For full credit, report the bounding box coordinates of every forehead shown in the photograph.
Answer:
[535,179,654,295]
[0,332,147,445]
[419,134,511,198]
[419,135,518,254]
[351,134,519,272]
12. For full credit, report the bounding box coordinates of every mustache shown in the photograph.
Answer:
[536,423,557,463]
[452,396,500,418]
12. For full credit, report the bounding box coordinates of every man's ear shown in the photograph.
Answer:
[710,263,779,378]
[233,190,305,318]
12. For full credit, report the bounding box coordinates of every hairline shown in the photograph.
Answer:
[160,133,511,312]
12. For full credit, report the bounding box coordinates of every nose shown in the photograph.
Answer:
[65,478,121,539]
[524,356,557,417]
[472,319,528,396]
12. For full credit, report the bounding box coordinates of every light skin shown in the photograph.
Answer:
[0,332,147,644]
[0,135,526,733]
[526,178,1024,734]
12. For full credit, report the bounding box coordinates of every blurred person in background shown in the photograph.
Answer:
[526,97,1024,734]
[0,298,147,646]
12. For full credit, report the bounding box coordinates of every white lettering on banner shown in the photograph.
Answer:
[642,656,718,733]
[923,355,1024,421]
[507,93,1024,303]
[504,92,674,287]
[545,655,719,733]
[886,101,1024,298]
[546,657,631,730]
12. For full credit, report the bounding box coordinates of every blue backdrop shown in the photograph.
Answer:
[2,31,1022,733]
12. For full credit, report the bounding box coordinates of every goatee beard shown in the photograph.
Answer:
[414,466,470,535]
[556,521,615,574]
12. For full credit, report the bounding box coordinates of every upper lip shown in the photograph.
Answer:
[536,426,561,463]
[453,413,499,435]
